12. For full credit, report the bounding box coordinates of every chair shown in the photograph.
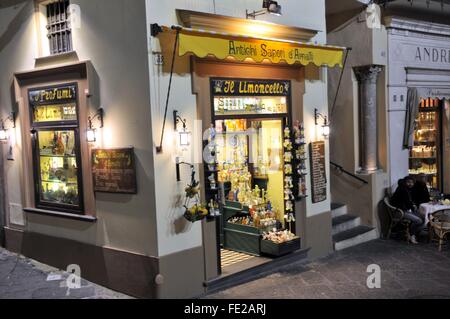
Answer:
[383,197,411,241]
[429,209,450,252]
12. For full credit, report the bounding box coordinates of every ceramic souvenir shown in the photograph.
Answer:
[284,151,293,163]
[284,176,294,188]
[284,164,292,175]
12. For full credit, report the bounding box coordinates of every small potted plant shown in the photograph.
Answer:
[183,165,208,223]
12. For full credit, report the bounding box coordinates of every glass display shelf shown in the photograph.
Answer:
[40,154,76,158]
[214,96,288,117]
[216,131,249,135]
[418,108,440,112]
[409,157,437,160]
[409,171,437,176]
[41,179,78,185]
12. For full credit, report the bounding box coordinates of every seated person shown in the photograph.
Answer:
[391,178,414,212]
[412,174,430,207]
[390,176,424,244]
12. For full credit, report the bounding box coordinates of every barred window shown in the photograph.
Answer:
[46,0,72,55]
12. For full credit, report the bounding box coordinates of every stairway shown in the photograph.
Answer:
[331,203,378,251]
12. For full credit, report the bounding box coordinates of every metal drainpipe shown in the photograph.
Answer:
[0,146,5,247]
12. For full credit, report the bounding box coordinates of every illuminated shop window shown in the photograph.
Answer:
[37,130,80,207]
[409,98,442,192]
[207,78,295,233]
[29,83,83,213]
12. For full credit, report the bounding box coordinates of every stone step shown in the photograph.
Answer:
[204,248,310,295]
[332,215,361,235]
[333,225,378,251]
[331,203,347,218]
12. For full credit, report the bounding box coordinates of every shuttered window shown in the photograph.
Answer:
[46,0,72,55]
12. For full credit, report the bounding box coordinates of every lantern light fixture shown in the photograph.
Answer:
[314,108,330,139]
[0,112,16,142]
[174,110,191,150]
[246,0,282,19]
[87,108,104,143]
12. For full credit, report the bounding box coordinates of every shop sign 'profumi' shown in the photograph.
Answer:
[29,85,77,104]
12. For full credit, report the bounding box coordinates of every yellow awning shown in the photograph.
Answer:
[169,26,345,68]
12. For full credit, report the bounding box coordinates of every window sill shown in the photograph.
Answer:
[24,208,97,223]
[35,51,79,68]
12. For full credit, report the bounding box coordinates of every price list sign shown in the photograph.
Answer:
[92,148,137,194]
[309,141,327,203]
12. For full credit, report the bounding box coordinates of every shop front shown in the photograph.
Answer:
[386,17,450,194]
[1,0,345,299]
[1,0,160,299]
[150,9,346,291]
[207,77,303,271]
[326,14,450,243]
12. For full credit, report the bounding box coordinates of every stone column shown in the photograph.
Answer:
[354,65,382,174]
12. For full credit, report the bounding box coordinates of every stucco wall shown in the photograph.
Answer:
[328,12,388,174]
[327,12,389,227]
[0,0,158,257]
[0,1,36,235]
[146,0,333,257]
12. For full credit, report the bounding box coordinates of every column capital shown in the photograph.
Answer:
[353,65,383,84]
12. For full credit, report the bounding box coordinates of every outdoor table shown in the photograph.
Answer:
[419,203,450,225]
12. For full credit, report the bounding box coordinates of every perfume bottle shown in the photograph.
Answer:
[56,133,65,155]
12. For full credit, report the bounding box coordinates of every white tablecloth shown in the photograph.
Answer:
[419,203,450,224]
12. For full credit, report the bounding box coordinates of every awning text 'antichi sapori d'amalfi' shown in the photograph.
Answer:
[176,28,345,68]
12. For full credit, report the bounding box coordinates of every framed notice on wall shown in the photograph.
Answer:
[309,141,327,204]
[92,147,137,194]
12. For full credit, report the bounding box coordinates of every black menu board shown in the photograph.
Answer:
[92,148,137,194]
[309,141,327,203]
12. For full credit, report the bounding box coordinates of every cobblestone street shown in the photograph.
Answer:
[1,239,450,299]
[207,240,450,299]
[0,248,132,299]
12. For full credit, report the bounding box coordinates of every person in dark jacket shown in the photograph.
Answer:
[390,176,424,244]
[391,178,415,212]
[412,174,430,206]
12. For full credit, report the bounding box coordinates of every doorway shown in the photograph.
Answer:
[192,60,307,280]
[409,97,444,195]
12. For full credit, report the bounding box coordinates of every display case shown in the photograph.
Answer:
[29,84,84,213]
[261,237,301,257]
[409,98,442,191]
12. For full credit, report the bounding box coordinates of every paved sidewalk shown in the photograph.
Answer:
[207,240,450,299]
[2,239,450,299]
[0,248,133,299]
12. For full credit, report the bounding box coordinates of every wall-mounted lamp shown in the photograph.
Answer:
[176,160,195,182]
[246,0,282,19]
[314,108,330,139]
[0,112,16,142]
[87,108,104,143]
[174,110,191,150]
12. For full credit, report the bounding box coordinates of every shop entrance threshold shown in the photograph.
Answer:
[204,248,310,294]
